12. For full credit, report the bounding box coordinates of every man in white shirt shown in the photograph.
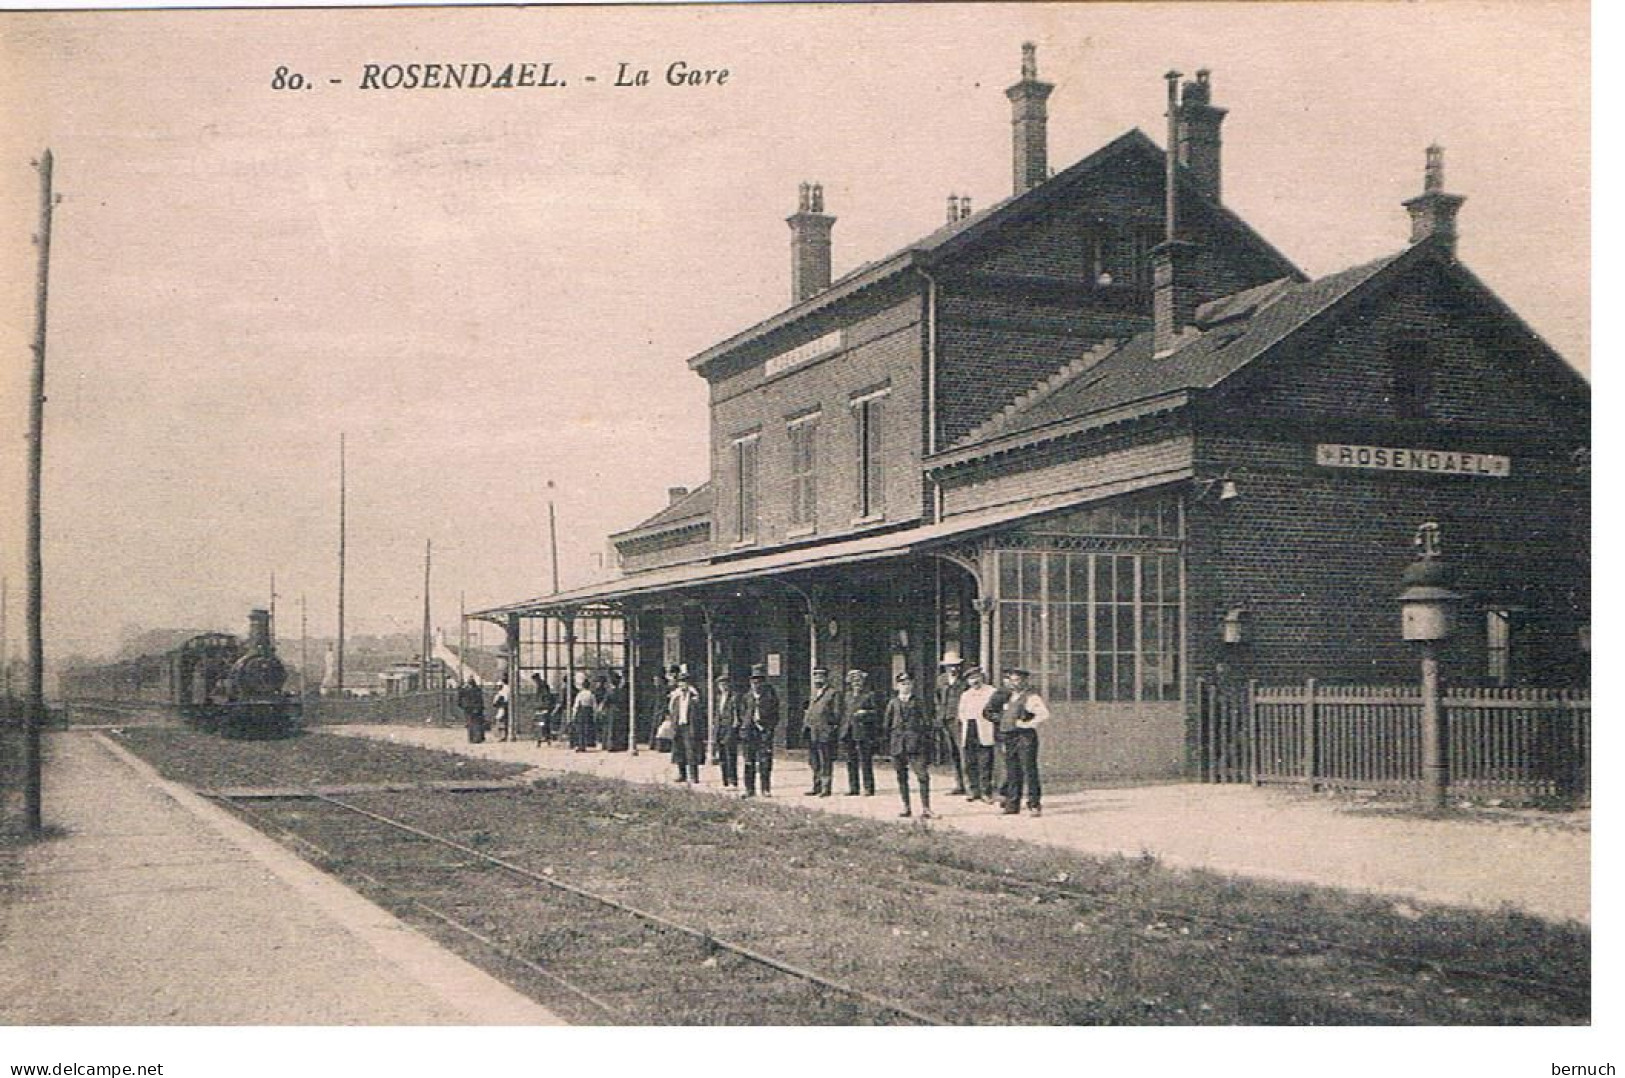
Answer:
[996,667,1050,817]
[955,665,999,803]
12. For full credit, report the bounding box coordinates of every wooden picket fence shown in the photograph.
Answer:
[1196,679,1589,805]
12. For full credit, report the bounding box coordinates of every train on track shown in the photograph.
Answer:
[61,608,301,738]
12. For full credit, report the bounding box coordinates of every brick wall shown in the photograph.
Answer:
[707,290,926,551]
[934,159,1289,449]
[1184,276,1589,693]
[617,524,711,573]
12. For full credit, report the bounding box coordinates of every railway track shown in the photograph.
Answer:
[208,781,1585,1024]
[217,791,947,1026]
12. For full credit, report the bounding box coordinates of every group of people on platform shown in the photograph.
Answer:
[655,653,1049,818]
[454,652,1049,819]
[454,669,627,752]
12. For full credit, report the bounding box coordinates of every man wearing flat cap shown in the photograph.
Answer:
[839,668,881,796]
[738,663,781,797]
[712,671,742,789]
[997,667,1050,816]
[800,664,843,796]
[884,671,936,818]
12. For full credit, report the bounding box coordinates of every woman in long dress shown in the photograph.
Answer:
[570,673,597,753]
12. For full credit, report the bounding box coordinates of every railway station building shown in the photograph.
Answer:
[477,48,1589,783]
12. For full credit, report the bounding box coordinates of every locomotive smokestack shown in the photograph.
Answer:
[247,608,273,653]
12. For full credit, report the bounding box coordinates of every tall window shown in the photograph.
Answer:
[854,390,888,520]
[732,433,759,544]
[788,415,818,531]
[995,549,1182,704]
[1486,609,1512,686]
[1389,331,1436,419]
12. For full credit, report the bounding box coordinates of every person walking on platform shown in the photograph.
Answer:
[885,671,936,818]
[458,677,486,744]
[667,669,706,784]
[840,668,881,796]
[712,672,742,789]
[531,672,556,745]
[801,665,843,796]
[956,665,999,802]
[935,652,968,796]
[739,664,780,797]
[997,668,1050,817]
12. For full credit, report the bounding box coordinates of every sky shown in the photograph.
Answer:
[0,1,1590,665]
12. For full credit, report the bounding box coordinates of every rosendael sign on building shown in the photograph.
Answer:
[1314,443,1512,478]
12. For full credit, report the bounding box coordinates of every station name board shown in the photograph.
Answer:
[764,329,844,378]
[1315,443,1511,478]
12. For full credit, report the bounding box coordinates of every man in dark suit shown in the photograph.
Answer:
[935,653,969,796]
[839,668,881,796]
[800,665,843,796]
[711,672,742,789]
[885,671,936,818]
[739,663,781,797]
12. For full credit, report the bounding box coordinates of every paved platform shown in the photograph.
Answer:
[0,730,564,1025]
[336,724,1590,925]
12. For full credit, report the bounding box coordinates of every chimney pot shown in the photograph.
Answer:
[1006,43,1055,195]
[1403,144,1465,255]
[1178,67,1227,203]
[787,181,836,303]
[668,486,690,506]
[946,193,958,225]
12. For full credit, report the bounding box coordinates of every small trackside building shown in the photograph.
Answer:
[475,49,1588,784]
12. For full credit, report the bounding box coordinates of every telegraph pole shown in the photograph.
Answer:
[299,593,308,697]
[269,571,278,644]
[25,150,57,834]
[547,480,560,594]
[420,539,432,689]
[2,576,9,703]
[336,433,346,697]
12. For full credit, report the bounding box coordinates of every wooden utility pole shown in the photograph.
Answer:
[547,480,560,594]
[25,150,57,834]
[269,571,277,643]
[336,433,346,697]
[2,575,9,702]
[420,539,432,689]
[299,593,308,697]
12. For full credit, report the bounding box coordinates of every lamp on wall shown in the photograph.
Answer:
[1192,472,1239,504]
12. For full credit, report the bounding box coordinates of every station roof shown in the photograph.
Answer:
[471,479,1184,621]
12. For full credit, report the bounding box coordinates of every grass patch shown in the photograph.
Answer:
[110,726,530,788]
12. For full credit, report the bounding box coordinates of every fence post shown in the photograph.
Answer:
[1303,678,1319,790]
[1247,678,1259,786]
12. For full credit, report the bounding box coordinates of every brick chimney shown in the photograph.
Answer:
[1153,70,1198,357]
[1403,145,1465,255]
[1005,42,1054,195]
[667,486,690,506]
[1177,69,1226,202]
[787,182,835,304]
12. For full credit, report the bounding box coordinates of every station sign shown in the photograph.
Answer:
[1315,443,1511,478]
[765,329,844,378]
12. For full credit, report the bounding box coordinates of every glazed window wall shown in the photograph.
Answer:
[993,488,1183,706]
[520,614,626,693]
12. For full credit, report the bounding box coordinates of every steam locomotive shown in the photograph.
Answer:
[62,608,300,738]
[170,609,300,738]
